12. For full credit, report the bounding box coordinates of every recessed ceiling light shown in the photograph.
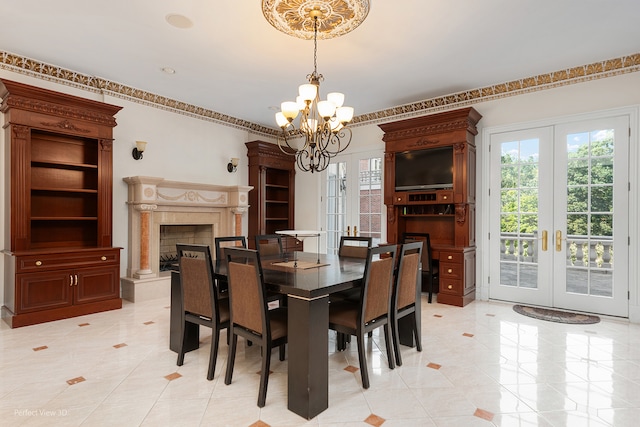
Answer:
[165,13,193,29]
[161,67,176,74]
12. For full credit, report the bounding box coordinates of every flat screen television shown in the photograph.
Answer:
[395,146,454,191]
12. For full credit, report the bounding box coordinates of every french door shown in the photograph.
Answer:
[489,115,629,317]
[322,150,384,255]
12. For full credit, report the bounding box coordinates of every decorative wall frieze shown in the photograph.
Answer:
[2,50,638,133]
[39,119,91,133]
[156,189,227,205]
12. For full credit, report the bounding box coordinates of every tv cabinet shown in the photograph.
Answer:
[1,79,123,327]
[379,107,481,307]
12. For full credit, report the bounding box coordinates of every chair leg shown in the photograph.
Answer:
[413,312,422,352]
[279,343,285,361]
[427,274,433,304]
[392,314,402,366]
[207,328,220,381]
[356,332,370,389]
[258,343,271,407]
[383,323,395,370]
[176,320,186,366]
[224,332,238,385]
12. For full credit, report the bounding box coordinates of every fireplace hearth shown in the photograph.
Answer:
[121,176,252,302]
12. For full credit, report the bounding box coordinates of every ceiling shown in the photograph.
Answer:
[1,0,639,131]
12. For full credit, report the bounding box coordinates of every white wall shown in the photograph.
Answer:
[2,68,640,320]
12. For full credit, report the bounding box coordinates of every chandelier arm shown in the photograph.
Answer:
[277,129,299,156]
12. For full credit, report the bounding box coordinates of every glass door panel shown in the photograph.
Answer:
[323,151,384,255]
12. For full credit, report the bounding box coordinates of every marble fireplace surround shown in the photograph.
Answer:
[121,176,252,302]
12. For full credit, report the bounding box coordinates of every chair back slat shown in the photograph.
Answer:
[215,236,246,260]
[402,233,433,273]
[180,256,213,318]
[363,256,395,322]
[255,234,283,256]
[397,251,420,309]
[338,236,372,259]
[228,261,263,334]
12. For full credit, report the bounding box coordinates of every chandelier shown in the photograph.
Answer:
[263,1,370,173]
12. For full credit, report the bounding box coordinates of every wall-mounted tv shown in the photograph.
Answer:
[395,146,454,191]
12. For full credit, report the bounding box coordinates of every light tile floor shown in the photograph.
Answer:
[2,296,640,426]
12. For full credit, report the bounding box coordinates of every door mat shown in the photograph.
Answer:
[513,305,600,324]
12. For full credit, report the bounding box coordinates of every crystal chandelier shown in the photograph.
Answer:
[266,1,369,173]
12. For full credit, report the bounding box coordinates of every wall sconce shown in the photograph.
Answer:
[227,157,239,173]
[132,140,147,160]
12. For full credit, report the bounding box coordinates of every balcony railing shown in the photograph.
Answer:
[500,232,613,268]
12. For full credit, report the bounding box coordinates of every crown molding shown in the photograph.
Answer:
[2,50,638,133]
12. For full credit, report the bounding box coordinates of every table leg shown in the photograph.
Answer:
[287,294,329,419]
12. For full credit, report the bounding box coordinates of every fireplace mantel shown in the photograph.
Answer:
[121,176,252,302]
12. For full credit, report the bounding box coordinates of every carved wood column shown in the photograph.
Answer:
[135,204,157,278]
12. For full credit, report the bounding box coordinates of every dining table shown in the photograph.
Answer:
[169,249,419,419]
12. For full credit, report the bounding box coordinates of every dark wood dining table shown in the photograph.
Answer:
[169,250,418,419]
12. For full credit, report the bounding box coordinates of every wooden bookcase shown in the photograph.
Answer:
[1,79,123,327]
[379,107,481,306]
[245,140,300,252]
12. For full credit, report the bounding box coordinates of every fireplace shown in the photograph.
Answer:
[121,176,252,302]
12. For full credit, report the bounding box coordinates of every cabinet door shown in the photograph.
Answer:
[74,266,120,305]
[16,271,73,313]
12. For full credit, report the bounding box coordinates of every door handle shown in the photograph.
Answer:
[541,230,548,252]
[354,226,358,236]
[346,226,351,236]
[556,230,562,252]
[70,275,74,287]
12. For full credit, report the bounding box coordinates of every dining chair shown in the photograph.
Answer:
[214,236,247,295]
[254,234,284,256]
[224,247,288,407]
[175,244,229,381]
[214,235,247,260]
[328,244,397,389]
[391,241,423,366]
[338,235,372,258]
[402,232,439,303]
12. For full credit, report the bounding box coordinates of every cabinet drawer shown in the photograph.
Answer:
[16,249,120,273]
[437,191,453,203]
[440,279,462,295]
[394,193,407,204]
[439,251,463,263]
[440,262,462,279]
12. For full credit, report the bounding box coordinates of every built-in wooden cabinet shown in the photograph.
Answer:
[246,140,300,252]
[1,79,123,327]
[379,107,481,307]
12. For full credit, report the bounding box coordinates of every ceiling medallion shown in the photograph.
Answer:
[262,0,370,40]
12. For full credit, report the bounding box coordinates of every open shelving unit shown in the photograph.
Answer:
[1,79,123,327]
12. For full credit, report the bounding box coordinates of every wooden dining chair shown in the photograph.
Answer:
[175,244,229,380]
[402,232,438,303]
[338,235,372,258]
[328,244,397,389]
[224,247,287,407]
[214,236,246,260]
[391,241,423,366]
[254,234,284,256]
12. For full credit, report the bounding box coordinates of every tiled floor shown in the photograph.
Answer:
[2,296,640,426]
